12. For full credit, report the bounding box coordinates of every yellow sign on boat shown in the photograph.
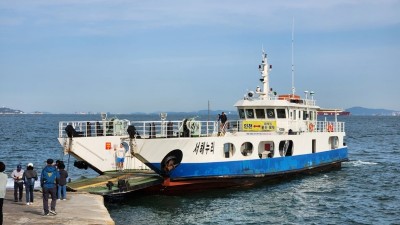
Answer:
[242,120,277,132]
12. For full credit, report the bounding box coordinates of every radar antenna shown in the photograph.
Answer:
[291,17,296,96]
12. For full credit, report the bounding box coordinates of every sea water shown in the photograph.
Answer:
[0,115,399,224]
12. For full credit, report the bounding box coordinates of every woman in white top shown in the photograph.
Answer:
[0,161,8,225]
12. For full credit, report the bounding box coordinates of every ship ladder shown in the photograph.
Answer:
[219,122,228,136]
[129,138,138,156]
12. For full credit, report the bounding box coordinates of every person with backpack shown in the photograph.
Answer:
[41,159,59,216]
[22,163,38,205]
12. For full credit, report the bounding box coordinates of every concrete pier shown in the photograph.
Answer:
[3,189,114,225]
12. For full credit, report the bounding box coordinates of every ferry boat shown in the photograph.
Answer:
[317,109,350,116]
[58,51,348,191]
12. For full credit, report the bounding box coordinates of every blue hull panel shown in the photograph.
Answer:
[149,147,348,180]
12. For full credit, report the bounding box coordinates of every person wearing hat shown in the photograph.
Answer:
[0,161,8,225]
[11,164,24,202]
[22,163,38,205]
[40,159,59,216]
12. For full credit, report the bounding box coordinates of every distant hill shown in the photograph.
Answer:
[0,107,24,114]
[346,107,398,116]
[135,109,235,115]
[3,106,398,116]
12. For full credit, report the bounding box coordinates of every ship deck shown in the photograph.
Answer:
[67,170,163,198]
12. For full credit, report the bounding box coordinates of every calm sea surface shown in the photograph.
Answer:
[0,114,399,224]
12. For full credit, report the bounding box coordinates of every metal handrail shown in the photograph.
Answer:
[59,119,345,138]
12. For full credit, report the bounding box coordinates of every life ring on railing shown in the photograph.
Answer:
[308,123,314,132]
[327,123,334,132]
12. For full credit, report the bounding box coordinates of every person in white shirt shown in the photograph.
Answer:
[0,161,8,225]
[114,143,127,172]
[11,164,24,202]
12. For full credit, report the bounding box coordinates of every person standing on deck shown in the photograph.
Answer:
[41,159,59,216]
[114,143,126,172]
[219,112,228,135]
[11,164,24,202]
[0,161,7,225]
[220,112,227,125]
[22,163,38,205]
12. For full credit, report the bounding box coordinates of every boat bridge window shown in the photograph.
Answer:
[246,109,255,119]
[258,141,274,159]
[279,140,293,156]
[310,111,315,120]
[238,109,245,119]
[303,111,308,120]
[223,143,236,158]
[299,111,302,120]
[255,109,265,119]
[240,142,253,156]
[277,109,286,119]
[267,109,275,119]
[293,110,297,120]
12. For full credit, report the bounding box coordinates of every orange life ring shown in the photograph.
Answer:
[327,123,334,132]
[308,123,314,132]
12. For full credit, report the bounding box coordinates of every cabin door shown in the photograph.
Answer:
[312,139,316,153]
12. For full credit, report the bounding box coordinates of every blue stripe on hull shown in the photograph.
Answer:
[149,148,348,180]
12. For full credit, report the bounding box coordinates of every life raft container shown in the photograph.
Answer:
[327,123,334,132]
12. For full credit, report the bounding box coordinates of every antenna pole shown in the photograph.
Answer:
[208,100,210,121]
[291,17,295,96]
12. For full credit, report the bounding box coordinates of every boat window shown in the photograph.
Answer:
[303,111,308,120]
[329,136,339,149]
[310,111,314,120]
[266,109,275,119]
[238,109,245,119]
[293,110,297,120]
[223,143,236,158]
[255,109,265,119]
[278,140,293,156]
[240,142,253,156]
[277,109,286,119]
[246,109,255,119]
[299,110,302,120]
[258,141,274,159]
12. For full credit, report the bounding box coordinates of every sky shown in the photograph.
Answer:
[1,0,399,113]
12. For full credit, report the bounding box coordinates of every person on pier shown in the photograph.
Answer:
[22,163,38,205]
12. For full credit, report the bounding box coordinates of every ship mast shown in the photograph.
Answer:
[291,17,296,96]
[258,49,271,100]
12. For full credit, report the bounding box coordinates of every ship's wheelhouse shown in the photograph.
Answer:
[236,104,318,134]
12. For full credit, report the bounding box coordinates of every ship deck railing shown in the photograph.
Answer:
[59,120,345,139]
